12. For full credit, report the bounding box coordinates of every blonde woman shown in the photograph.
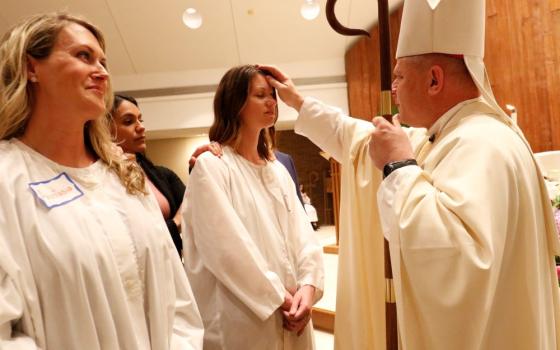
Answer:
[0,13,203,349]
[184,65,324,349]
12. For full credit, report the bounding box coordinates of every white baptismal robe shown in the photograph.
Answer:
[0,139,204,350]
[296,97,560,349]
[184,147,324,350]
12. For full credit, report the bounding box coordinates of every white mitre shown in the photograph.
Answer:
[396,0,510,122]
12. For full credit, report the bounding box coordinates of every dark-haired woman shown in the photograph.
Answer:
[183,65,324,349]
[110,94,186,256]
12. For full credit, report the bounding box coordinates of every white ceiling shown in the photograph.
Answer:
[1,0,403,92]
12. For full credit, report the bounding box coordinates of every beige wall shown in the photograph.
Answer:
[145,136,210,184]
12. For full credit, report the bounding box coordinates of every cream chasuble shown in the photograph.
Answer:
[296,96,560,350]
[378,98,560,349]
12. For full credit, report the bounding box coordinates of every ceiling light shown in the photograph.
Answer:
[300,0,320,21]
[183,8,202,29]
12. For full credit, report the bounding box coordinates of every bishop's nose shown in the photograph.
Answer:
[391,81,398,105]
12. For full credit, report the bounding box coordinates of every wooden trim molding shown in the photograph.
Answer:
[323,244,339,255]
[312,307,335,333]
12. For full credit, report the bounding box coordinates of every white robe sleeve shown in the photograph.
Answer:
[186,156,286,321]
[0,192,39,349]
[169,245,204,350]
[293,203,325,303]
[0,268,39,349]
[295,97,374,163]
[378,136,510,264]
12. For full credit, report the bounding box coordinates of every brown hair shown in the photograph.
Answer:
[210,65,276,161]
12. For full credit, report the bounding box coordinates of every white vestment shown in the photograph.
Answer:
[0,139,204,350]
[183,146,324,350]
[295,98,387,349]
[296,97,560,349]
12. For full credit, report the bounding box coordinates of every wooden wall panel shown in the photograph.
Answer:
[485,0,560,152]
[346,1,560,152]
[345,7,403,121]
[547,2,560,149]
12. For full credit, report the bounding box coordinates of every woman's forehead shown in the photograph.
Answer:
[55,23,102,51]
[251,74,272,89]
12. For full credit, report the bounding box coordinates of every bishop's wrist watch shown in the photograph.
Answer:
[383,159,418,179]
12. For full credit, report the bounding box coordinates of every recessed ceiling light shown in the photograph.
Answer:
[183,8,202,29]
[301,0,320,21]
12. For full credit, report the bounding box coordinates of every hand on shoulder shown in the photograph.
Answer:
[188,142,223,173]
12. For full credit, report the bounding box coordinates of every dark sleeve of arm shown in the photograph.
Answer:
[157,166,186,256]
[288,157,305,207]
[158,166,186,206]
[165,218,182,256]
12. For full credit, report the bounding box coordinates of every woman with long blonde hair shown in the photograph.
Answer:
[0,12,203,349]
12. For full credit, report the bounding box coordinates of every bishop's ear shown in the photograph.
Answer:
[427,65,444,95]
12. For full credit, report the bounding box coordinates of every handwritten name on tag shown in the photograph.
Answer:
[29,172,84,209]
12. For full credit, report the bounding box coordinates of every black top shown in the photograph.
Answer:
[136,153,185,257]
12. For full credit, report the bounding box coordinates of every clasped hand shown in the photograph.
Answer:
[280,285,315,336]
[369,115,415,169]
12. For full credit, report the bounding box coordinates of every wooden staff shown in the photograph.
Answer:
[325,1,397,349]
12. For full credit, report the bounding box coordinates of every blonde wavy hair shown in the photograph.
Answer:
[0,12,146,194]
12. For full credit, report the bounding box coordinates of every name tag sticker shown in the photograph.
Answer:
[29,172,84,209]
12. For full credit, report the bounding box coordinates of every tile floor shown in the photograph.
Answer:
[314,329,334,349]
